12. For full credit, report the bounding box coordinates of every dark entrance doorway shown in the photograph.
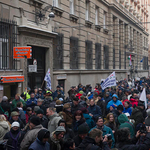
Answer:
[28,46,46,90]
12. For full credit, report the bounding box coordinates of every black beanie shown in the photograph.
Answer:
[36,109,44,115]
[117,105,124,111]
[38,129,50,142]
[30,116,41,126]
[138,101,145,107]
[78,123,89,134]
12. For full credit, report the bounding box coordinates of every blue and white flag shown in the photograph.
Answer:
[44,68,51,90]
[140,58,144,62]
[101,72,116,90]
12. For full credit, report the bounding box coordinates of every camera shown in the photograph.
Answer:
[103,134,112,140]
[139,124,147,134]
[49,12,55,18]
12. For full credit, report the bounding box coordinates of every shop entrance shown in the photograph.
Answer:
[28,46,46,90]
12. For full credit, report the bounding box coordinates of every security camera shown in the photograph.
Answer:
[49,12,55,18]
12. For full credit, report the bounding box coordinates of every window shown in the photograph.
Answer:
[103,45,109,69]
[53,0,59,7]
[95,43,101,69]
[85,1,90,20]
[103,11,107,29]
[95,6,99,25]
[70,37,78,69]
[53,34,64,69]
[70,0,74,14]
[85,40,93,69]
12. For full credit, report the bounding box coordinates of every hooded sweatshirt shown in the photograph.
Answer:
[130,98,138,108]
[118,114,135,138]
[0,121,10,140]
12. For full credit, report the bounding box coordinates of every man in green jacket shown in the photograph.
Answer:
[11,94,26,110]
[118,113,135,138]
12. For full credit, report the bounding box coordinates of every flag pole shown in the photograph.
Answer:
[41,79,45,89]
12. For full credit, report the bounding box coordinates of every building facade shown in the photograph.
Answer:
[0,0,149,99]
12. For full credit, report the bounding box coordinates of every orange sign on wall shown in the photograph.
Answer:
[13,47,32,59]
[0,76,24,83]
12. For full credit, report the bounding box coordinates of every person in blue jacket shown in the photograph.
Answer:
[123,101,132,115]
[107,94,122,110]
[26,93,37,108]
[89,116,115,148]
[29,129,50,150]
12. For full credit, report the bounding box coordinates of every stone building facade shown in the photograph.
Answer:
[0,0,149,98]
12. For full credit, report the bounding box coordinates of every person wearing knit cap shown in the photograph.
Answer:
[3,121,25,150]
[20,116,44,150]
[36,109,48,128]
[29,129,50,150]
[59,103,73,128]
[145,109,150,126]
[73,123,89,147]
[48,126,66,150]
[37,98,46,115]
[33,106,40,115]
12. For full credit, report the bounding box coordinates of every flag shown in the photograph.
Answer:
[140,58,144,62]
[101,72,116,90]
[128,55,132,66]
[44,68,51,90]
[139,88,147,109]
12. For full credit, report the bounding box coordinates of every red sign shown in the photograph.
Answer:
[0,76,24,83]
[13,47,32,59]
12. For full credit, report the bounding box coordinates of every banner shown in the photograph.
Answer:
[101,72,116,90]
[139,88,147,109]
[44,68,51,90]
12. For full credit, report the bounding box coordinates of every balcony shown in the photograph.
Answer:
[129,6,133,12]
[125,1,129,8]
[133,10,137,15]
[120,0,124,4]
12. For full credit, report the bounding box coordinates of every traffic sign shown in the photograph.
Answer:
[28,65,37,72]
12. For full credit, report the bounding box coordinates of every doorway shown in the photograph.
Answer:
[28,46,46,90]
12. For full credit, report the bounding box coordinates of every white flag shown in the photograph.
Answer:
[101,72,116,90]
[139,88,147,109]
[44,68,51,90]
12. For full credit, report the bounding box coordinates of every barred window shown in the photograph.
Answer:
[85,40,93,69]
[70,37,78,69]
[103,45,109,69]
[53,34,63,69]
[95,43,101,69]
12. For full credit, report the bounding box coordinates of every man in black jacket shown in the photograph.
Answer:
[76,128,110,150]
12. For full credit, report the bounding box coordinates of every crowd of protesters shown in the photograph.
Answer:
[1,78,150,149]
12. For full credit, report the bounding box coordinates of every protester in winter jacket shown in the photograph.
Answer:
[46,107,61,133]
[145,109,150,126]
[17,102,26,125]
[117,89,125,101]
[20,116,44,150]
[29,129,50,150]
[116,127,150,150]
[104,92,112,104]
[89,116,115,148]
[55,99,63,113]
[53,85,64,99]
[48,126,66,150]
[3,122,24,150]
[0,115,10,140]
[107,94,122,110]
[81,107,95,129]
[43,91,53,108]
[130,98,138,108]
[88,99,102,120]
[36,109,48,128]
[36,88,45,99]
[64,138,75,150]
[123,101,132,115]
[26,93,37,108]
[37,98,46,115]
[59,103,73,128]
[73,123,89,147]
[118,114,135,139]
[72,110,86,135]
[25,107,32,123]
[12,94,26,110]
[58,119,75,140]
[71,97,83,114]
[76,128,110,150]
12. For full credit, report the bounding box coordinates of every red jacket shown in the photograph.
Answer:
[122,99,130,107]
[130,98,138,107]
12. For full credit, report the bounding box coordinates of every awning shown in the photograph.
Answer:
[0,75,24,83]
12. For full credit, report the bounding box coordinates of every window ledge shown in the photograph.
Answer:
[53,6,64,16]
[103,28,109,33]
[70,14,79,22]
[29,0,44,5]
[85,20,93,27]
[95,25,102,31]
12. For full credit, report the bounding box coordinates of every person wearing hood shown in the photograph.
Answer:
[104,92,112,105]
[29,129,50,150]
[130,102,145,127]
[76,128,110,150]
[46,107,61,133]
[130,97,138,108]
[107,94,122,110]
[118,114,135,138]
[26,93,37,108]
[20,116,44,150]
[3,122,24,150]
[0,115,10,140]
[48,126,66,150]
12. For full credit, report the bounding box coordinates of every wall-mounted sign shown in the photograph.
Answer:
[0,76,24,83]
[28,65,37,72]
[13,46,32,59]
